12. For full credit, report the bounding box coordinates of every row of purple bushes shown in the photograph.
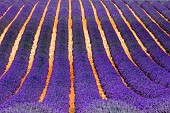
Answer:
[0,0,170,112]
[114,0,170,87]
[42,0,70,112]
[127,1,170,58]
[0,0,50,109]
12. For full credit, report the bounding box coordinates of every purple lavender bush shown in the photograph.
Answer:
[0,0,16,17]
[0,102,62,113]
[82,99,144,113]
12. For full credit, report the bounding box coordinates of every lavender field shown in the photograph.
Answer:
[0,0,170,112]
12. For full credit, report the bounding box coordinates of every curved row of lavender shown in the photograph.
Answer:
[42,0,70,112]
[119,0,170,74]
[86,0,170,110]
[0,0,26,76]
[102,0,170,97]
[152,1,170,21]
[0,0,50,108]
[114,0,170,87]
[0,0,170,112]
[140,1,170,35]
[72,0,102,112]
[0,0,16,17]
[0,0,40,105]
[128,1,170,58]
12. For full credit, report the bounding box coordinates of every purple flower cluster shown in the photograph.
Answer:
[0,0,16,17]
[151,1,170,22]
[113,0,170,87]
[82,99,143,113]
[127,1,170,55]
[163,1,170,10]
[42,0,70,112]
[0,0,4,3]
[0,102,62,113]
[140,1,170,35]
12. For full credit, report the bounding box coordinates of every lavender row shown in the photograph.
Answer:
[114,0,170,84]
[0,0,44,105]
[139,1,170,35]
[128,1,170,72]
[127,2,170,56]
[83,0,148,102]
[0,0,16,17]
[152,1,170,21]
[94,0,170,111]
[1,0,170,112]
[72,0,102,112]
[126,1,170,72]
[101,0,170,98]
[0,0,39,79]
[82,0,170,111]
[0,1,35,78]
[5,0,49,86]
[0,102,61,113]
[0,0,52,109]
[83,0,147,106]
[83,0,145,105]
[164,1,170,10]
[114,0,170,87]
[42,0,70,112]
[92,0,170,110]
[10,0,54,103]
[91,0,159,109]
[0,0,26,34]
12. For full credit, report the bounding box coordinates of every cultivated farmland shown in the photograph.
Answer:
[0,0,170,112]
